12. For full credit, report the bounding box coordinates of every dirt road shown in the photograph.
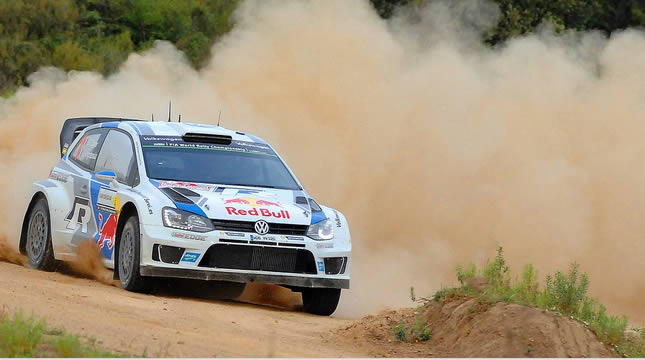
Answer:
[0,261,366,357]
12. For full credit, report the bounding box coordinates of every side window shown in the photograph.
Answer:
[95,130,138,185]
[69,129,107,171]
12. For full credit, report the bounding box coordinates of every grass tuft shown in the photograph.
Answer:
[0,310,45,357]
[0,308,119,358]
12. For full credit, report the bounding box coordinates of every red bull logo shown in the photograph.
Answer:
[225,207,291,219]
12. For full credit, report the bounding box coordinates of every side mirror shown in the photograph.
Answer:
[96,170,117,183]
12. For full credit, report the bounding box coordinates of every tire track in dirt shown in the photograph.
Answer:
[0,260,365,357]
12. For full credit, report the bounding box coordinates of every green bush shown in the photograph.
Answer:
[393,323,407,342]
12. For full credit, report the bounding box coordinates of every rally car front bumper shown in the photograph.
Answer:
[138,224,351,289]
[139,266,349,288]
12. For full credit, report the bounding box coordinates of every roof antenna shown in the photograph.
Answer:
[151,113,154,122]
[178,114,181,123]
[167,101,172,122]
[217,110,222,127]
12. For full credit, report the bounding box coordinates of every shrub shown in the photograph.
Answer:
[393,324,407,342]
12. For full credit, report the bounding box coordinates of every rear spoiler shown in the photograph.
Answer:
[60,117,143,157]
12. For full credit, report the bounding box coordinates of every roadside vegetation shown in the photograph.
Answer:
[393,247,645,357]
[0,308,119,357]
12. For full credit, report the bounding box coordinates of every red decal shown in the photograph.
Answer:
[228,207,291,219]
[225,198,250,205]
[97,213,117,250]
[256,200,280,207]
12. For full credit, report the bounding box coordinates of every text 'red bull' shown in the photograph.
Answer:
[225,207,291,219]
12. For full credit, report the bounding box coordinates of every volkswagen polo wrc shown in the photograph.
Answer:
[19,117,351,315]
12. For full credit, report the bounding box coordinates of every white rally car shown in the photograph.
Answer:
[19,117,351,315]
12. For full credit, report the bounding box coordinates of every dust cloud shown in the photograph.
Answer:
[238,284,302,310]
[66,241,119,286]
[0,236,26,266]
[1,0,645,322]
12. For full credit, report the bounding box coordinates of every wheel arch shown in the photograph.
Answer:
[19,192,48,254]
[113,201,138,280]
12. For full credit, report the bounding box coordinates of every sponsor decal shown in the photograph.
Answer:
[223,197,281,207]
[97,213,116,250]
[95,189,120,251]
[225,207,290,219]
[140,136,275,157]
[316,243,334,249]
[280,235,304,241]
[144,198,153,215]
[171,232,207,241]
[317,261,325,273]
[65,197,91,233]
[221,231,245,237]
[158,181,214,191]
[181,252,200,263]
[250,234,276,242]
[49,170,69,183]
[333,210,342,228]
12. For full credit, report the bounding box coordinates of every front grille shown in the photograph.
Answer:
[199,244,317,274]
[211,219,308,236]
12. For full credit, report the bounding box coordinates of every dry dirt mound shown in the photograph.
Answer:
[337,296,617,358]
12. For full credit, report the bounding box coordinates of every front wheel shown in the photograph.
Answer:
[302,288,341,316]
[26,198,58,271]
[118,215,149,292]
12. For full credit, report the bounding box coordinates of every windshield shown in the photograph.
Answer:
[140,136,301,190]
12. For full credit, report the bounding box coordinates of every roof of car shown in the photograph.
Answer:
[100,120,266,144]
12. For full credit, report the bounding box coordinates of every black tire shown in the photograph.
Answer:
[26,198,58,271]
[302,288,341,316]
[118,215,149,292]
[208,281,246,300]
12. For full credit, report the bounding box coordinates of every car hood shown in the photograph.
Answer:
[152,180,314,225]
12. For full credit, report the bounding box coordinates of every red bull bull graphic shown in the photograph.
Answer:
[97,213,116,250]
[256,200,281,207]
[223,197,281,207]
[224,198,250,205]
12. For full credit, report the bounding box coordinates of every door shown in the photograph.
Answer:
[92,129,138,265]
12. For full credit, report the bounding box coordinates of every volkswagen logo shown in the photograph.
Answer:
[254,220,270,235]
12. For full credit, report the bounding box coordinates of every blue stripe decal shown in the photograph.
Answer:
[125,122,142,135]
[310,211,327,225]
[133,122,155,135]
[175,202,208,217]
[102,122,119,128]
[149,179,208,217]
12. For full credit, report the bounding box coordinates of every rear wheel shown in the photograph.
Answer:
[302,288,341,316]
[26,198,57,271]
[118,215,149,292]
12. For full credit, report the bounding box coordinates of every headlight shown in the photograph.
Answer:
[307,219,334,240]
[162,207,214,233]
